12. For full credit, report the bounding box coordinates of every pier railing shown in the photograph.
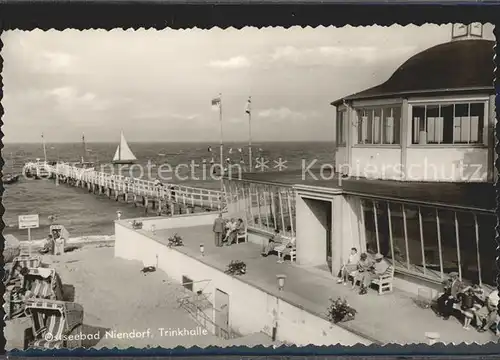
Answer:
[46,163,226,210]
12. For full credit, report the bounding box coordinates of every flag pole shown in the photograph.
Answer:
[248,96,253,172]
[218,93,224,214]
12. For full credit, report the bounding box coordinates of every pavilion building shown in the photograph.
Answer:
[224,23,496,296]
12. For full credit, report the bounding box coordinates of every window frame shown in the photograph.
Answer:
[409,100,488,146]
[355,105,402,146]
[336,109,347,147]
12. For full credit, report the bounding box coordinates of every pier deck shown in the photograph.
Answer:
[29,162,226,215]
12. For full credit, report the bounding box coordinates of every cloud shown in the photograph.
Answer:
[257,107,319,122]
[46,86,108,113]
[208,56,251,69]
[268,45,417,67]
[171,113,200,121]
[34,51,76,73]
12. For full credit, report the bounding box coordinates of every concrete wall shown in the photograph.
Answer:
[125,213,219,232]
[405,147,488,182]
[114,222,369,346]
[350,147,403,180]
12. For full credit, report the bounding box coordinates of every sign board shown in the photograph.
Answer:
[18,214,40,230]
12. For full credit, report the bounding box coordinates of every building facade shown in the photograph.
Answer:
[225,24,497,296]
[332,25,495,183]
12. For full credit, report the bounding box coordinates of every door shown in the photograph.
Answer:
[214,288,229,338]
[326,203,332,271]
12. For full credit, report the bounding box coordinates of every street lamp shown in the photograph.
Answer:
[276,274,286,291]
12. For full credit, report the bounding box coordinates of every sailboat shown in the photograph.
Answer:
[75,134,95,170]
[112,131,137,165]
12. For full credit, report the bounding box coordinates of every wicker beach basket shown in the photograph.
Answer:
[4,234,21,263]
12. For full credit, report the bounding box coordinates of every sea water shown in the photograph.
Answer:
[3,141,335,240]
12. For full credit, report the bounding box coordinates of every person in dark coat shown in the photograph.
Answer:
[213,213,225,247]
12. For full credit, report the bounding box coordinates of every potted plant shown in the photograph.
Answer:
[326,297,357,323]
[167,233,184,248]
[132,220,143,229]
[225,260,247,276]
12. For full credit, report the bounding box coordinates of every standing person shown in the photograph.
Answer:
[337,247,359,285]
[213,213,225,247]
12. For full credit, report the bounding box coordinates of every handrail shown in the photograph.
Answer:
[45,163,226,208]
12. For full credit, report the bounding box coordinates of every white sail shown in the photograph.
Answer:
[113,132,137,162]
[112,146,120,161]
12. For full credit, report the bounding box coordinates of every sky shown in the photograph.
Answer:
[1,24,494,143]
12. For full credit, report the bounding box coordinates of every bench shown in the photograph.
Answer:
[236,228,247,244]
[277,246,296,262]
[277,237,296,263]
[371,266,394,295]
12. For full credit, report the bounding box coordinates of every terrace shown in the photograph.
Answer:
[119,215,497,345]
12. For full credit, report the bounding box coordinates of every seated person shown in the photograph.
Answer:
[224,218,237,244]
[458,285,483,330]
[261,228,285,257]
[235,218,246,239]
[357,253,389,295]
[475,289,499,334]
[434,272,469,320]
[276,237,295,264]
[39,234,54,254]
[337,247,359,284]
[352,253,374,290]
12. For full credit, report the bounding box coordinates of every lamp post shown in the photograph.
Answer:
[276,274,286,291]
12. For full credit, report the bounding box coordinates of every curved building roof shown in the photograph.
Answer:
[332,39,495,106]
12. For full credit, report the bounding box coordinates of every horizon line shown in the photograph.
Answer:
[4,139,335,145]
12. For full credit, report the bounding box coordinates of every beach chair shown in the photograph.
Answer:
[4,255,42,286]
[371,265,394,295]
[24,299,84,350]
[5,268,65,320]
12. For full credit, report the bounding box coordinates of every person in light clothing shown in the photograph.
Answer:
[337,247,359,285]
[476,289,499,334]
[224,218,237,244]
[262,228,285,257]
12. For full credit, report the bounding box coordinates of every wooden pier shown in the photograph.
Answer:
[35,162,226,216]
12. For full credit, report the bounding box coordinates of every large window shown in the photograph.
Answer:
[224,179,296,239]
[411,102,485,145]
[361,198,495,287]
[357,106,401,145]
[336,110,347,146]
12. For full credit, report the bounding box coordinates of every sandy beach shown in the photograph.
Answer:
[6,244,226,350]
